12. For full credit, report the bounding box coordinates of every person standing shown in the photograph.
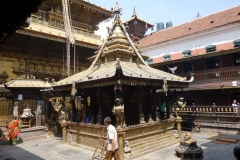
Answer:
[158,96,166,120]
[232,100,238,113]
[104,117,120,160]
[8,117,22,145]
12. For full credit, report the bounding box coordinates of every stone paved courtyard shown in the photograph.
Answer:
[0,131,239,160]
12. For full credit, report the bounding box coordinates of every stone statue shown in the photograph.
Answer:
[156,112,160,122]
[90,115,95,124]
[96,115,101,125]
[112,96,125,128]
[175,96,186,117]
[36,106,42,116]
[162,77,168,96]
[124,140,132,158]
[148,113,154,123]
[140,113,145,124]
[81,111,86,123]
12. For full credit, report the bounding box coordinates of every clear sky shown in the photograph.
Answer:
[89,0,240,39]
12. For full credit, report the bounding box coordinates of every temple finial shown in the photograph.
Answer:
[113,2,122,14]
[132,6,137,17]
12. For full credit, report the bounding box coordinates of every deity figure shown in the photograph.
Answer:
[112,96,125,128]
[90,115,95,124]
[148,113,154,123]
[96,115,101,125]
[49,98,63,112]
[140,113,145,124]
[184,132,191,141]
[156,112,160,122]
[81,111,86,123]
[175,96,186,117]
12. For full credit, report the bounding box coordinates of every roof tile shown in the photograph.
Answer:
[138,6,240,48]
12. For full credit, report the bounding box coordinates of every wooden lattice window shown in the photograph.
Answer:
[205,45,216,53]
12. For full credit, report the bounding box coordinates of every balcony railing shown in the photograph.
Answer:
[177,66,240,82]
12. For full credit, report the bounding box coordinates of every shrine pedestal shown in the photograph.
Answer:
[20,117,34,128]
[175,139,203,159]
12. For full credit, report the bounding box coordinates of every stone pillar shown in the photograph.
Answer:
[175,116,182,140]
[118,131,125,160]
[61,123,67,144]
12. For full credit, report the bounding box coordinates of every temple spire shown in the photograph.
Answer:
[132,6,137,17]
[113,2,122,15]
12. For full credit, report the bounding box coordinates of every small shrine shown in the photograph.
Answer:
[175,132,203,159]
[51,2,193,159]
[4,72,51,127]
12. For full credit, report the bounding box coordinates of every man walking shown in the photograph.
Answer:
[104,117,121,160]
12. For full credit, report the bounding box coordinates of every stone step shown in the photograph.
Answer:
[126,139,179,160]
[130,133,174,149]
[131,136,177,153]
[20,134,47,143]
[128,130,173,145]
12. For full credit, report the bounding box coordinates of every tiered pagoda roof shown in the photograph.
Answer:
[53,3,193,91]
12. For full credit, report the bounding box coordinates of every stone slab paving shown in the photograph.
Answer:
[0,132,239,160]
[0,137,92,160]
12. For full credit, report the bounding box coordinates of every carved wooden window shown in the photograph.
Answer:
[182,50,191,57]
[205,45,216,53]
[163,54,171,61]
[233,39,240,48]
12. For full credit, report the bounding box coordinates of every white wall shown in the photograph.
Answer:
[141,22,240,58]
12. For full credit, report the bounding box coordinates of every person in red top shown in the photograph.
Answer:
[8,117,22,145]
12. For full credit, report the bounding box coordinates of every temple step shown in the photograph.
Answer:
[126,130,179,159]
[127,138,179,159]
[129,130,173,146]
[130,134,176,152]
[19,126,48,142]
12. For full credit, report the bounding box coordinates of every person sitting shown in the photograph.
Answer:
[8,117,22,145]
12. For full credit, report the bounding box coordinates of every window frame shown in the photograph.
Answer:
[205,45,216,53]
[182,50,192,57]
[163,54,171,61]
[233,39,240,48]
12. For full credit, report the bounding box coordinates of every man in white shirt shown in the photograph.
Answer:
[104,117,120,160]
[232,100,238,113]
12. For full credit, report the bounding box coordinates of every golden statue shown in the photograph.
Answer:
[175,96,186,117]
[112,96,125,128]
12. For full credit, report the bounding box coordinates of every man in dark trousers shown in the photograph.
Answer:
[104,117,121,160]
